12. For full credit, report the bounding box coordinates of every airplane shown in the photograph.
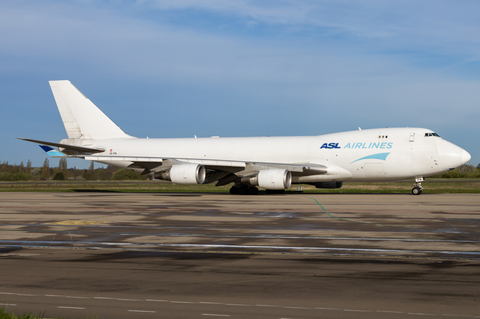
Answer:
[19,80,471,195]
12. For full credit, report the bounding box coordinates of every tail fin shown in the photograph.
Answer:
[49,80,132,139]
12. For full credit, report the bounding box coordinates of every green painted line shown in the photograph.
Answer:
[306,196,419,229]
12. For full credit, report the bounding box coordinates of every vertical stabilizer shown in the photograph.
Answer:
[49,80,132,139]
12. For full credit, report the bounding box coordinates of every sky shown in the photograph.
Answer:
[0,0,479,169]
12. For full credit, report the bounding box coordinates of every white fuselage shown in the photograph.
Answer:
[81,127,469,183]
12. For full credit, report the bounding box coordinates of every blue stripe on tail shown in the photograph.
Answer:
[39,145,66,157]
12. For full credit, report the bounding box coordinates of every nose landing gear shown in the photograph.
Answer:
[412,177,424,195]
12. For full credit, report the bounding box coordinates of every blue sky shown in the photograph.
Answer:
[1,0,479,169]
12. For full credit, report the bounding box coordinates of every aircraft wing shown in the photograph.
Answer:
[19,137,337,185]
[84,155,329,185]
[18,138,105,154]
[85,155,326,172]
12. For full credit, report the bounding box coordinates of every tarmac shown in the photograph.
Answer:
[0,192,479,318]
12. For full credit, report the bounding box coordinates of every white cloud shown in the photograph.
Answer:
[137,0,480,57]
[1,1,479,122]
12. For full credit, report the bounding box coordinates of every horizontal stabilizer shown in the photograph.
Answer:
[39,145,66,157]
[18,138,105,153]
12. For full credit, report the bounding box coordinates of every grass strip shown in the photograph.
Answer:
[0,307,96,319]
[0,180,479,194]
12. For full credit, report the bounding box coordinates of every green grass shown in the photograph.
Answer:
[0,307,38,319]
[0,179,479,194]
[0,307,96,319]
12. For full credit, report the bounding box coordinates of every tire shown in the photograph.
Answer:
[412,187,422,195]
[248,187,259,195]
[266,189,285,195]
[238,185,249,195]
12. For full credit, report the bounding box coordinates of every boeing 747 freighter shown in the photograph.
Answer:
[20,80,471,195]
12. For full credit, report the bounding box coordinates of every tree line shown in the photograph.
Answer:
[1,159,479,181]
[434,164,480,179]
[0,159,148,181]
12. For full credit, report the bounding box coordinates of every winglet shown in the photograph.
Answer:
[39,145,67,157]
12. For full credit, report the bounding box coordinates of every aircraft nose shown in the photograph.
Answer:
[436,139,469,171]
[462,149,471,165]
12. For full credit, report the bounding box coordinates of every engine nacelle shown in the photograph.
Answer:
[257,169,292,190]
[158,164,206,184]
[313,181,343,189]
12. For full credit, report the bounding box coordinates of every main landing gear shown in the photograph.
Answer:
[412,177,424,195]
[229,184,259,195]
[229,184,286,195]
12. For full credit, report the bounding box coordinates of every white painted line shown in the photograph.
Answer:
[94,296,116,300]
[225,303,249,307]
[16,293,39,297]
[170,300,195,304]
[0,303,16,306]
[284,306,310,309]
[128,310,156,313]
[146,299,168,302]
[316,307,341,311]
[202,314,230,317]
[117,298,141,301]
[57,306,85,310]
[408,313,435,316]
[256,304,277,307]
[344,309,370,312]
[110,242,480,256]
[45,294,88,299]
[0,292,38,297]
[200,302,223,305]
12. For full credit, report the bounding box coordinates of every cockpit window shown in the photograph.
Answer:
[425,132,440,137]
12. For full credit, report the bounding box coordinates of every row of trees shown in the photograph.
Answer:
[0,160,33,181]
[436,164,480,179]
[0,159,148,181]
[1,159,480,181]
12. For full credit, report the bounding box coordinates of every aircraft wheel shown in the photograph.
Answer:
[248,187,259,195]
[266,189,285,195]
[412,187,423,195]
[238,185,250,195]
[229,185,240,195]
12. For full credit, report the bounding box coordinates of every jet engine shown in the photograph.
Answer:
[242,169,292,190]
[156,164,206,184]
